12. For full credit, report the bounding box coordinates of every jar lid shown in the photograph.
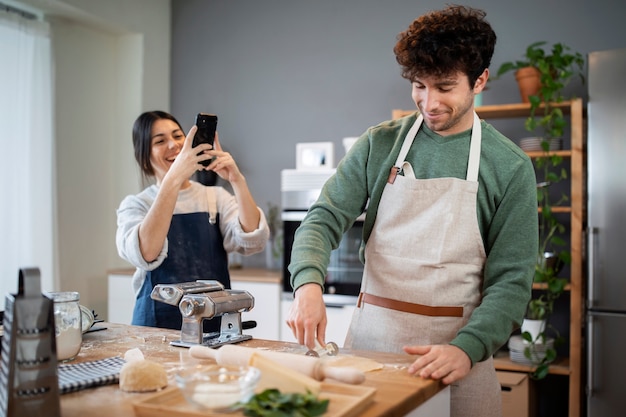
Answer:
[46,291,79,302]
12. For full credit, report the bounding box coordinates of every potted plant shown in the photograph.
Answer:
[523,192,569,380]
[496,41,585,379]
[521,298,563,379]
[522,297,548,340]
[495,41,585,105]
[265,202,283,270]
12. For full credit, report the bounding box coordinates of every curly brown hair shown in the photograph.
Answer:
[394,5,496,88]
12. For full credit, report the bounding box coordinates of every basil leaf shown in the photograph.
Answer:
[234,388,329,417]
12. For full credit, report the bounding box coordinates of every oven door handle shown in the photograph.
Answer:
[281,211,307,221]
[281,211,366,222]
[324,303,347,309]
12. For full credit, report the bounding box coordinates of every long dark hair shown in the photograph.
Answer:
[132,110,184,179]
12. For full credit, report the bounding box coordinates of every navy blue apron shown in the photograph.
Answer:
[132,208,230,333]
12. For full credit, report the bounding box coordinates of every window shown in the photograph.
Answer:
[0,5,55,307]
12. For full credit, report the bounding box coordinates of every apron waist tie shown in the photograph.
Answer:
[358,292,463,317]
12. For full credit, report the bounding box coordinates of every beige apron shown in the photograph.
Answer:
[344,113,502,417]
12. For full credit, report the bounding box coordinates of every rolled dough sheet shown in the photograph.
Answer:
[324,355,384,372]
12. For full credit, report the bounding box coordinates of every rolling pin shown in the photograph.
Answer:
[189,344,365,385]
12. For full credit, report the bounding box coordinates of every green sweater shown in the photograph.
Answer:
[289,112,538,365]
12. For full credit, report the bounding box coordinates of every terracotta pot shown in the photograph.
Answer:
[515,66,542,103]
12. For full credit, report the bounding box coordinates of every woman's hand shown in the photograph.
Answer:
[201,133,261,232]
[202,133,245,184]
[163,125,214,187]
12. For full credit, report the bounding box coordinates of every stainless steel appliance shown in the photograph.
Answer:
[281,169,364,299]
[586,47,626,417]
[150,280,255,348]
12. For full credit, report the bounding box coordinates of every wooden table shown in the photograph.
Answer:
[60,322,447,417]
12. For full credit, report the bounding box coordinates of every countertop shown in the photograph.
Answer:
[60,322,445,417]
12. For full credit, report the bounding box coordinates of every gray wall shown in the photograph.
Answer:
[171,0,626,266]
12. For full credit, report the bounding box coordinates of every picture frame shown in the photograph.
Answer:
[296,141,334,170]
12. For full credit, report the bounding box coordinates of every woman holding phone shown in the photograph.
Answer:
[116,110,269,331]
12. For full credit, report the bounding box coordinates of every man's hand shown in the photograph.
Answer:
[404,344,471,385]
[285,283,327,349]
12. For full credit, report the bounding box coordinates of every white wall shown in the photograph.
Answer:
[15,0,171,319]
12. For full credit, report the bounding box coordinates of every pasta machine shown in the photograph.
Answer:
[150,280,254,348]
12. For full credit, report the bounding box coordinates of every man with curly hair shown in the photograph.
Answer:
[286,5,537,416]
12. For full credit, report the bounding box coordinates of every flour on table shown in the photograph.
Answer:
[324,355,384,372]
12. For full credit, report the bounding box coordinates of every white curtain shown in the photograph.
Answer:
[0,8,55,308]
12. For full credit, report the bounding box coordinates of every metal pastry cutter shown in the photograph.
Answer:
[306,341,339,357]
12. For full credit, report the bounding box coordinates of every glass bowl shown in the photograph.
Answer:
[175,364,260,412]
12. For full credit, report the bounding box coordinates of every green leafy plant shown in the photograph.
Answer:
[532,179,569,324]
[496,41,585,379]
[496,41,585,137]
[233,388,329,417]
[266,202,284,263]
[525,297,548,321]
[521,326,562,380]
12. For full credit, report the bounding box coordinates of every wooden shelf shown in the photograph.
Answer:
[526,150,572,158]
[475,101,575,119]
[539,206,572,213]
[493,351,570,376]
[393,101,578,120]
[533,282,571,291]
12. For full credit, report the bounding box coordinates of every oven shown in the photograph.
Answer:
[282,211,364,297]
[280,169,364,300]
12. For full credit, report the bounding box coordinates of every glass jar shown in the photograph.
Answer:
[48,291,82,362]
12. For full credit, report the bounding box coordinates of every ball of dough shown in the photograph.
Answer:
[119,359,168,392]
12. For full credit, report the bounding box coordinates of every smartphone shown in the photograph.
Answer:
[193,113,218,166]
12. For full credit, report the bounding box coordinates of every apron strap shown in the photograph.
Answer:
[466,112,482,182]
[401,161,416,179]
[357,292,463,317]
[388,112,482,183]
[394,113,423,169]
[206,186,218,224]
[388,114,423,183]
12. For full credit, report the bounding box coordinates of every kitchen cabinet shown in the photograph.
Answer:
[230,268,282,341]
[106,268,282,340]
[107,270,136,324]
[393,98,584,417]
[324,302,356,345]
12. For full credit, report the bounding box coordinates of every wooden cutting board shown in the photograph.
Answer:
[132,382,376,417]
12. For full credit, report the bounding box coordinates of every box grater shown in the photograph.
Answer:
[0,267,60,417]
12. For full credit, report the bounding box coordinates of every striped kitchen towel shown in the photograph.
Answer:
[58,356,126,394]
